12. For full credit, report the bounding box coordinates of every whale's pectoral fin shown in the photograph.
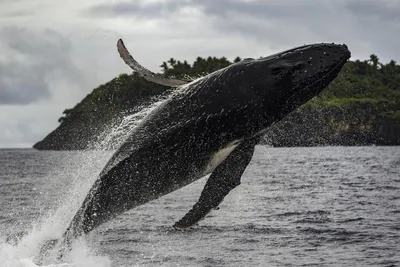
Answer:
[117,39,190,87]
[173,137,259,230]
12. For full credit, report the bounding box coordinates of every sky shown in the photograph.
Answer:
[0,0,399,148]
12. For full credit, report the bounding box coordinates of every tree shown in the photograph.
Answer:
[368,54,380,69]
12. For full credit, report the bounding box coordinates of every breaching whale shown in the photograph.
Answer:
[40,39,351,257]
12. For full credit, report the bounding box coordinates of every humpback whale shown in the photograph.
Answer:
[40,39,351,257]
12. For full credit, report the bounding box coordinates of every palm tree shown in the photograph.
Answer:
[168,58,176,68]
[368,54,380,69]
[160,62,168,73]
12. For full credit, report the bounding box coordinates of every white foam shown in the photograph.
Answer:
[1,237,110,267]
[1,95,168,266]
[0,151,112,266]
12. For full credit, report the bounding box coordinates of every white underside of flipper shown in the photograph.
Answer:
[204,140,241,175]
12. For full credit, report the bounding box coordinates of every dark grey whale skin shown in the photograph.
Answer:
[61,43,351,243]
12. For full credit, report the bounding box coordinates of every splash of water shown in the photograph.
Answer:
[93,93,171,151]
[0,93,170,267]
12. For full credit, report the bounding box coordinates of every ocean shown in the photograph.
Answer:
[0,146,399,267]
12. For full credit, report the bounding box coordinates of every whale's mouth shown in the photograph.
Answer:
[284,55,350,111]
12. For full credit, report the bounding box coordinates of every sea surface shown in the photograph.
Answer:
[0,146,399,267]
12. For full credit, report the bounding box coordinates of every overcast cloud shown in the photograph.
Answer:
[0,0,399,148]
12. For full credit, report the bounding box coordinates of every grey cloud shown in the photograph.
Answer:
[2,10,34,18]
[192,0,324,20]
[87,0,400,63]
[345,0,400,23]
[88,0,400,23]
[87,0,339,20]
[0,120,45,147]
[0,68,49,105]
[88,0,185,18]
[194,0,400,24]
[85,0,340,46]
[15,121,43,143]
[0,27,81,105]
[0,1,46,18]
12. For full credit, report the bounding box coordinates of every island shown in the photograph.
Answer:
[33,54,400,150]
